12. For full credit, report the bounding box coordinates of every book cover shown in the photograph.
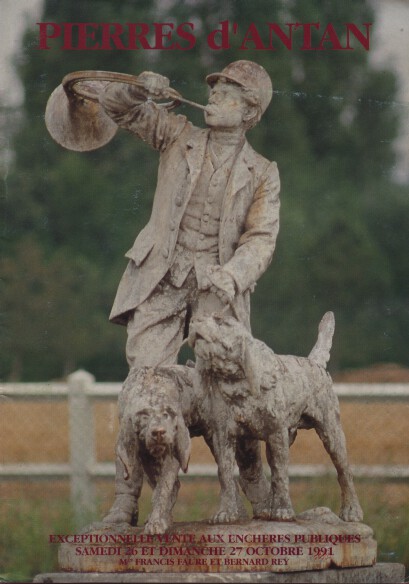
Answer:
[0,0,408,581]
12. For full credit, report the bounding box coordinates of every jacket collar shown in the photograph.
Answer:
[186,130,254,195]
[228,141,254,196]
[186,129,209,190]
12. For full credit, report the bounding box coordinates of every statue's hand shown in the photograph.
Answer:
[137,71,170,99]
[99,72,170,116]
[206,266,236,304]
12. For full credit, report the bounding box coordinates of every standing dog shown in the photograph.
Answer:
[103,366,192,534]
[189,312,363,524]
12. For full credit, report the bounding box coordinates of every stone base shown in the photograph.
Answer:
[56,508,376,574]
[33,563,405,583]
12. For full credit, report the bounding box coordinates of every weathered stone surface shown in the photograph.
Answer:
[189,313,363,525]
[92,61,282,533]
[101,367,192,534]
[33,563,405,583]
[58,512,376,574]
[46,63,373,581]
[49,63,363,548]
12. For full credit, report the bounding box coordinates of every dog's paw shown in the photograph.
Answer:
[269,506,295,521]
[253,506,271,520]
[209,509,239,524]
[339,501,363,522]
[144,516,170,535]
[103,494,137,526]
[103,509,135,525]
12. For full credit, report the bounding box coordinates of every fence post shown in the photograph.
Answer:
[68,369,96,526]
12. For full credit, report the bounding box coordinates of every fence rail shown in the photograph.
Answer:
[1,370,409,519]
[3,379,409,400]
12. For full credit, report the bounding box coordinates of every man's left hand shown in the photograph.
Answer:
[206,266,236,304]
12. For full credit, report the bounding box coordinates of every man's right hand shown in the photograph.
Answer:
[137,71,170,99]
[99,72,170,116]
[206,266,236,305]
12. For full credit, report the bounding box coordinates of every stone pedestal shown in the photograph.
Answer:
[33,563,405,583]
[55,508,377,574]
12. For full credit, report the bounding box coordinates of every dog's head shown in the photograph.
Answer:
[189,315,260,395]
[122,367,191,472]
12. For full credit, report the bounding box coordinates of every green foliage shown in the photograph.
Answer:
[292,478,409,573]
[1,0,408,379]
[0,237,115,379]
[0,498,75,581]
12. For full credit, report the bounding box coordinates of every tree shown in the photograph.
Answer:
[0,237,111,379]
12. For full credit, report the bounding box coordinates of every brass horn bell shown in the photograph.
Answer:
[45,70,204,152]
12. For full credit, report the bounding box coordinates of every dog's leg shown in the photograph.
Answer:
[202,435,247,521]
[266,427,295,521]
[315,409,363,522]
[103,442,143,526]
[144,456,180,535]
[210,431,242,524]
[236,438,270,519]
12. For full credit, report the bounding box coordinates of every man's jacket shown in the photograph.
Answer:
[99,87,280,326]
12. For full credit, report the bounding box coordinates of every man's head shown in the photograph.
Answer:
[205,60,272,131]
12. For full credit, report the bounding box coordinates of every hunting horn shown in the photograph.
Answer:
[45,70,207,152]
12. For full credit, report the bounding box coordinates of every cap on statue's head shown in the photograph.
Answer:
[206,60,273,115]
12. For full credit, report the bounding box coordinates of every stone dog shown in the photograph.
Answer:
[189,312,363,524]
[103,366,192,535]
[103,364,272,532]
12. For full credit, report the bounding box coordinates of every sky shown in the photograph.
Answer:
[0,0,43,107]
[370,0,409,183]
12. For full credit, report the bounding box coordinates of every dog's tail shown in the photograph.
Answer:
[308,311,335,368]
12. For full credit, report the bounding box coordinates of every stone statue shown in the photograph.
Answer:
[101,310,363,534]
[189,312,364,524]
[97,61,363,534]
[45,61,379,577]
[102,366,192,534]
[98,60,280,369]
[96,61,279,532]
[102,364,272,534]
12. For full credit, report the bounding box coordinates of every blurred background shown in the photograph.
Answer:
[1,0,409,381]
[0,0,409,581]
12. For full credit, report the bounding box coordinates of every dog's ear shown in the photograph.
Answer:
[175,415,191,473]
[243,336,261,396]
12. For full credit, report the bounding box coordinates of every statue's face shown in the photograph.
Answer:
[204,80,248,129]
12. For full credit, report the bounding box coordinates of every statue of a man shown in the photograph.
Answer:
[99,60,280,368]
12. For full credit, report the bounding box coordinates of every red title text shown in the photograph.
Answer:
[37,21,372,51]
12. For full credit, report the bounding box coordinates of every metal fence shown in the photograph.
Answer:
[1,370,409,520]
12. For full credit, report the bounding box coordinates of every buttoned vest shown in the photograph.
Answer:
[168,141,238,289]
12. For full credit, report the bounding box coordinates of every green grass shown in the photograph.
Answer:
[0,479,408,581]
[0,498,75,582]
[291,477,409,571]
